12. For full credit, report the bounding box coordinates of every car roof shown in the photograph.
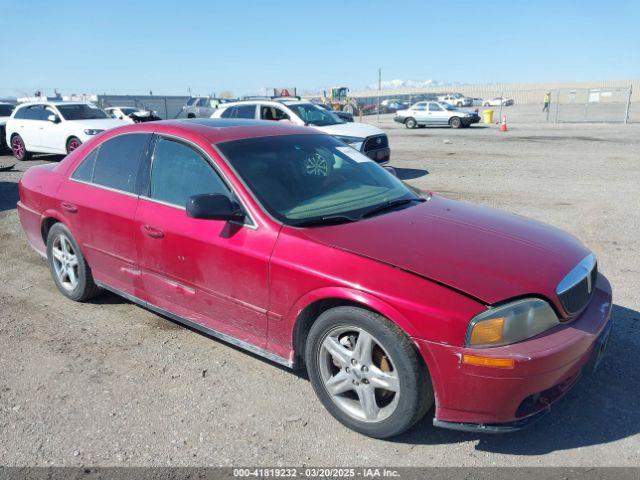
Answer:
[220,98,312,108]
[16,101,93,107]
[128,118,316,144]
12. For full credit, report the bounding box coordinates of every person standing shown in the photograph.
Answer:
[543,92,551,112]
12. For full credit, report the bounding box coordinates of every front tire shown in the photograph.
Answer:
[449,116,462,129]
[404,117,417,129]
[46,223,101,302]
[11,134,31,161]
[305,306,433,438]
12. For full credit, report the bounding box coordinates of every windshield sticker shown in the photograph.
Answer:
[336,146,373,163]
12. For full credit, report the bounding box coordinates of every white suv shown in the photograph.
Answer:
[5,101,127,160]
[211,98,391,163]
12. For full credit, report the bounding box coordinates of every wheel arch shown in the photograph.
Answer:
[289,287,418,367]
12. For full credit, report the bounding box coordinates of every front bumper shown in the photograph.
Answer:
[393,116,406,124]
[415,273,612,431]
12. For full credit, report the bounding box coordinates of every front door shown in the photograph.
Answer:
[135,136,274,346]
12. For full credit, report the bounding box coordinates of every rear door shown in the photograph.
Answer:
[134,135,274,346]
[17,105,46,149]
[60,132,152,294]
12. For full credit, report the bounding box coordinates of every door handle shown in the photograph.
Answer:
[61,202,78,213]
[141,224,164,239]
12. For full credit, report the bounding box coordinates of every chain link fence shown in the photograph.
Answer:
[96,95,190,120]
[548,86,633,123]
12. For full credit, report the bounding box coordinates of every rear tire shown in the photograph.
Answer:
[305,306,433,438]
[404,118,417,129]
[66,137,82,154]
[46,223,101,302]
[449,117,462,129]
[10,134,31,161]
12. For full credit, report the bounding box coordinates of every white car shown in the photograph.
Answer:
[437,94,473,107]
[5,101,127,160]
[212,99,390,163]
[394,101,480,129]
[0,102,15,151]
[482,97,514,107]
[105,106,161,123]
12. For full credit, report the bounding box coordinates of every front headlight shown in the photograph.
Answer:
[466,298,559,348]
[334,135,364,151]
[84,129,104,135]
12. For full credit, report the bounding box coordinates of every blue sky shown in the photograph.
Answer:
[1,0,638,97]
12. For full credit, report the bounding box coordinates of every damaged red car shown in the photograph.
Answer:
[17,119,612,438]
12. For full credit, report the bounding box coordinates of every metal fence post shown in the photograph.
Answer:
[164,97,169,120]
[624,84,632,124]
[554,89,560,123]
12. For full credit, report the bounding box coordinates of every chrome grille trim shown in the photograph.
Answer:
[556,253,597,316]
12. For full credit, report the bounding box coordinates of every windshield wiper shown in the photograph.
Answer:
[292,215,356,228]
[360,197,425,219]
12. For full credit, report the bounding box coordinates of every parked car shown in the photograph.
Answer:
[483,97,515,106]
[17,119,612,438]
[394,101,480,128]
[315,103,354,122]
[181,97,232,118]
[437,93,473,107]
[105,106,161,123]
[212,99,389,163]
[0,102,15,152]
[5,102,127,159]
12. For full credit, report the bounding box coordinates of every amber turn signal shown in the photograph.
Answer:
[462,354,515,369]
[469,317,504,345]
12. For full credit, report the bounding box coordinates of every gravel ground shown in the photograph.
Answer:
[0,105,639,466]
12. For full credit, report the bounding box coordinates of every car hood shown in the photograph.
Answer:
[69,118,128,130]
[313,121,385,139]
[296,195,589,308]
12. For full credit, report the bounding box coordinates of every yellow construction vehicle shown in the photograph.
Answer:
[323,87,360,115]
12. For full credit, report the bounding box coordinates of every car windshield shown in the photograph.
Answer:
[0,104,14,116]
[287,104,344,126]
[56,104,109,120]
[218,134,418,225]
[120,108,138,115]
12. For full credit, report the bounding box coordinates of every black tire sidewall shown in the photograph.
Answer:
[46,223,95,301]
[305,306,432,438]
[405,118,416,129]
[450,117,461,128]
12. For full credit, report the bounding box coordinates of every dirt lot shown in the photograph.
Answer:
[1,105,639,466]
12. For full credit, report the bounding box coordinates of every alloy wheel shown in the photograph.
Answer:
[51,234,79,291]
[11,136,25,159]
[317,326,400,423]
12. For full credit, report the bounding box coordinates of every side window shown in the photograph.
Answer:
[92,133,150,193]
[413,102,426,111]
[150,138,230,208]
[71,148,99,182]
[24,106,44,120]
[220,106,236,118]
[235,105,256,119]
[261,106,290,121]
[428,103,441,112]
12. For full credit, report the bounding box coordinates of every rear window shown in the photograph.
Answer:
[0,104,14,116]
[87,133,151,193]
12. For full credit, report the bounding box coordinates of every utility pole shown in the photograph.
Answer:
[377,67,382,124]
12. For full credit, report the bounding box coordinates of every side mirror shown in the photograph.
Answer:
[186,193,245,222]
[47,114,60,123]
[383,166,397,177]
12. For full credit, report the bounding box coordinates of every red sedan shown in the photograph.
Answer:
[17,119,612,438]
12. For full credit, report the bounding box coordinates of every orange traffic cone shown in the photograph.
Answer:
[499,115,508,132]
